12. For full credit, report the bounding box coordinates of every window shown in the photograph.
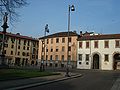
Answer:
[23,46,25,50]
[86,62,89,65]
[104,41,109,48]
[11,51,13,55]
[11,38,15,43]
[61,55,64,61]
[27,47,29,50]
[4,50,6,54]
[56,38,59,43]
[51,47,53,52]
[94,41,98,48]
[62,38,65,43]
[62,46,65,52]
[18,52,20,55]
[33,42,36,47]
[32,55,35,59]
[47,39,49,44]
[86,54,89,61]
[51,48,53,52]
[22,52,25,56]
[46,55,48,60]
[86,41,89,48]
[33,48,36,54]
[78,54,82,61]
[51,38,53,44]
[50,55,52,60]
[56,46,58,52]
[27,52,29,56]
[55,55,59,60]
[68,37,71,42]
[24,40,26,45]
[115,40,120,48]
[28,41,30,46]
[79,62,81,65]
[68,46,71,51]
[46,48,48,52]
[104,54,109,62]
[11,45,14,48]
[5,44,8,47]
[18,46,20,49]
[18,39,21,44]
[79,42,82,48]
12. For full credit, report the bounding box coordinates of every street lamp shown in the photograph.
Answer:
[66,5,75,77]
[1,12,9,67]
[42,24,49,71]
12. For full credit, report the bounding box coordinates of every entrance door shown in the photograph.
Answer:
[93,54,99,69]
[113,53,120,70]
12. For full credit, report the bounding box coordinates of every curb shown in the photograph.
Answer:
[5,74,82,90]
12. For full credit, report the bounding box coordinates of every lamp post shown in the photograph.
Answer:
[66,5,75,77]
[43,24,49,71]
[1,12,9,67]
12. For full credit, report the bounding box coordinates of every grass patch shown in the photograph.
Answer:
[0,69,60,81]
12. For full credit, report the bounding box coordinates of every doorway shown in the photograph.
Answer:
[93,54,99,69]
[113,53,120,70]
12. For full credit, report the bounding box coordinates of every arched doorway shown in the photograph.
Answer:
[113,53,120,70]
[93,54,99,69]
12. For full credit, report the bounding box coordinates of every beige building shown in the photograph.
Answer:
[0,32,39,66]
[77,31,120,70]
[38,31,78,68]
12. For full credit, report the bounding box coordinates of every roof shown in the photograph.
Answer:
[77,34,120,41]
[0,31,38,41]
[39,31,78,39]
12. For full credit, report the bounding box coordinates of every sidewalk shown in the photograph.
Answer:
[0,72,82,90]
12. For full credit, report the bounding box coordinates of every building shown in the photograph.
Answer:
[77,32,120,70]
[38,31,78,68]
[0,32,39,66]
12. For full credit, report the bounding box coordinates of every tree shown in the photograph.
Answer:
[0,0,27,23]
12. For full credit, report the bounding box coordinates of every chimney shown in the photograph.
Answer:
[80,31,82,36]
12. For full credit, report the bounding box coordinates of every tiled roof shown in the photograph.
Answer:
[77,34,120,41]
[0,31,38,41]
[39,31,78,39]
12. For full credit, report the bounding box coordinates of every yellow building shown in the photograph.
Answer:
[0,32,39,66]
[38,31,78,68]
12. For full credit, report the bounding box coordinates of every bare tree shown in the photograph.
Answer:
[0,0,27,24]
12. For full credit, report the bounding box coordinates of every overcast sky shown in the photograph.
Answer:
[6,0,120,38]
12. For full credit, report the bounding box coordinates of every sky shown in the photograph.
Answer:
[5,0,120,38]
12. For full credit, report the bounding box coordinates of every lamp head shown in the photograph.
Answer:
[71,5,75,11]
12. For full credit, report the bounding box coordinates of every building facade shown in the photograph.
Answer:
[38,32,78,68]
[77,32,120,70]
[0,32,39,66]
